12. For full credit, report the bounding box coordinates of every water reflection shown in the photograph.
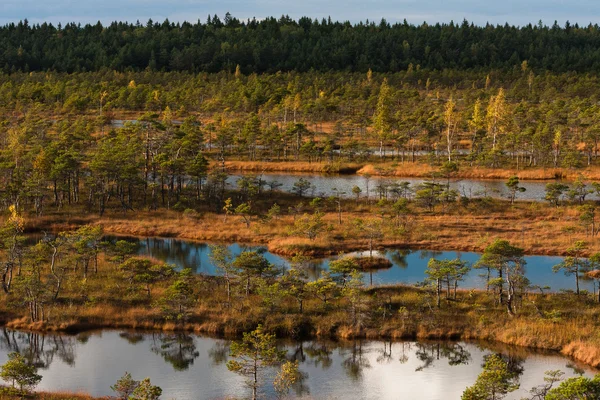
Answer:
[0,329,594,399]
[116,236,584,292]
[149,333,200,371]
[0,328,76,368]
[340,341,372,381]
[414,342,472,371]
[228,173,574,202]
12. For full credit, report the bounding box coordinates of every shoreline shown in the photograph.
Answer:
[2,298,599,370]
[27,214,581,259]
[220,160,600,181]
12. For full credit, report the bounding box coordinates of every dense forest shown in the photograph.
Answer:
[4,15,600,73]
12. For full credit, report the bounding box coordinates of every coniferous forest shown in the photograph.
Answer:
[2,15,600,73]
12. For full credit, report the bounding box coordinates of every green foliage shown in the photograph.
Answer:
[329,256,360,285]
[232,251,277,296]
[274,360,301,398]
[111,372,139,399]
[119,258,175,298]
[292,178,314,197]
[546,374,600,400]
[5,18,600,74]
[545,183,570,207]
[227,325,286,400]
[461,354,519,400]
[0,352,42,393]
[505,176,526,204]
[129,377,163,400]
[552,241,590,295]
[426,258,471,307]
[291,211,327,240]
[306,271,338,306]
[156,269,196,321]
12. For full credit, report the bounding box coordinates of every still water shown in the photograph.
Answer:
[125,237,588,292]
[227,173,576,202]
[0,329,593,399]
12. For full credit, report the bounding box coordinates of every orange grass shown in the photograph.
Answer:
[22,198,600,258]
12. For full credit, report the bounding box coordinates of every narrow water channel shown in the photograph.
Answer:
[227,172,579,202]
[124,237,589,292]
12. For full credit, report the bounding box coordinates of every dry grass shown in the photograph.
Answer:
[358,163,600,180]
[219,160,363,174]
[24,197,600,258]
[205,158,600,181]
[0,390,105,400]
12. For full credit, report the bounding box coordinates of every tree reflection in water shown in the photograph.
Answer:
[208,340,230,366]
[0,328,76,368]
[415,342,472,371]
[385,249,411,269]
[285,342,310,397]
[398,342,410,364]
[119,332,146,345]
[303,342,333,369]
[377,340,394,364]
[150,333,200,371]
[340,341,371,381]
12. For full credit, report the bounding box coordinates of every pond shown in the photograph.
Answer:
[124,237,588,293]
[227,172,578,202]
[0,329,593,399]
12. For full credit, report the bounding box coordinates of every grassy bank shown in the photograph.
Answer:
[0,390,104,399]
[24,195,600,258]
[217,159,600,181]
[1,273,599,370]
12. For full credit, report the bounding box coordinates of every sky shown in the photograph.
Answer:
[1,0,600,27]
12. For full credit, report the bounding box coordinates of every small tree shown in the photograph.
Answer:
[119,258,175,299]
[266,203,281,221]
[505,176,526,204]
[567,177,592,204]
[292,178,313,197]
[342,270,368,328]
[280,268,309,313]
[0,352,42,394]
[553,241,590,296]
[353,218,384,258]
[461,354,519,400]
[111,372,139,399]
[306,271,338,307]
[546,374,600,400]
[108,240,139,264]
[235,202,252,228]
[545,183,569,207]
[157,269,196,321]
[274,360,301,399]
[209,245,237,306]
[329,256,359,286]
[352,185,362,202]
[579,204,597,237]
[475,239,526,314]
[415,181,443,212]
[291,211,327,240]
[426,259,452,308]
[233,251,277,296]
[130,377,162,400]
[227,325,286,400]
[527,370,564,400]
